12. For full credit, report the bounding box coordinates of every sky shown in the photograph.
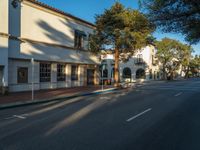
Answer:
[39,0,200,55]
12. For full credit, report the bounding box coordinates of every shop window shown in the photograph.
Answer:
[71,65,78,81]
[57,64,66,81]
[40,63,51,82]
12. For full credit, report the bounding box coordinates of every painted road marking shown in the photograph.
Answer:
[126,108,152,122]
[174,92,183,97]
[5,114,28,120]
[13,115,26,119]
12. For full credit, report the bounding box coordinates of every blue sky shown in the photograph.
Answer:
[39,0,200,55]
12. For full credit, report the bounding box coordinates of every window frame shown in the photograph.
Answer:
[57,64,66,82]
[40,63,51,82]
[137,54,143,63]
[71,65,79,81]
[17,67,28,84]
[74,30,86,49]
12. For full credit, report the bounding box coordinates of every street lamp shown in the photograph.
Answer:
[11,0,22,8]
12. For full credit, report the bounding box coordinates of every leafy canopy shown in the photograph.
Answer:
[190,55,200,75]
[140,0,200,44]
[156,38,192,77]
[89,2,155,55]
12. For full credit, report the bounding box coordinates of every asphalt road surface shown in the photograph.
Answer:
[1,78,200,150]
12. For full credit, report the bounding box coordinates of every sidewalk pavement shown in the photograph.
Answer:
[0,85,118,109]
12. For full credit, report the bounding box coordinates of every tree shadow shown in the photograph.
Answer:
[43,89,131,136]
[36,19,74,47]
[19,18,98,64]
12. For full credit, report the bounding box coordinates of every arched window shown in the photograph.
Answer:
[136,68,145,79]
[123,67,131,79]
[103,69,108,78]
[100,69,108,78]
[100,64,108,78]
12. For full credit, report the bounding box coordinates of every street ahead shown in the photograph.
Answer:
[1,79,200,150]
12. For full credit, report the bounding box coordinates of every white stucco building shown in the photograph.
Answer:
[0,0,100,93]
[101,45,162,83]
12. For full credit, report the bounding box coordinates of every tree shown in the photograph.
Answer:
[140,0,200,44]
[89,2,154,86]
[156,38,192,80]
[189,55,200,77]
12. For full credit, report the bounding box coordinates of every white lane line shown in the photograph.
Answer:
[5,114,28,120]
[126,108,152,122]
[13,115,26,119]
[174,92,183,97]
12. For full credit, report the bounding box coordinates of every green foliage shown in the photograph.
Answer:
[189,55,200,76]
[140,0,200,44]
[156,38,192,79]
[89,2,155,55]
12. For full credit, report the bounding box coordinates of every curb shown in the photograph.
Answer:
[0,88,119,110]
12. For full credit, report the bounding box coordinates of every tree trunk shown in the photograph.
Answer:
[170,70,174,80]
[184,66,190,78]
[114,47,120,87]
[162,64,166,80]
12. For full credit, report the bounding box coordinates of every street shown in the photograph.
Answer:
[0,79,200,150]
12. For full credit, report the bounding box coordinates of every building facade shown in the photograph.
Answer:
[101,45,161,83]
[0,0,100,93]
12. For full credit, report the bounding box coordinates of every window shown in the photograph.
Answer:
[17,67,28,83]
[136,68,146,79]
[57,64,66,81]
[123,67,131,79]
[149,69,153,79]
[40,63,51,82]
[100,65,108,78]
[74,30,86,49]
[137,54,143,63]
[71,65,78,81]
[88,34,92,50]
[102,69,108,78]
[157,72,160,79]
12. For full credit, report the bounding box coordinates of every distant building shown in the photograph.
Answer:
[101,45,162,83]
[0,0,100,93]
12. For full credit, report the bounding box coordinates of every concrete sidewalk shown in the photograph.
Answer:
[0,85,118,109]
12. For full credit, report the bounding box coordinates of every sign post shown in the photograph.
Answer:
[31,58,34,100]
[101,64,105,91]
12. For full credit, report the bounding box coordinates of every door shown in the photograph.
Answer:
[0,67,3,86]
[87,69,95,85]
[0,67,3,93]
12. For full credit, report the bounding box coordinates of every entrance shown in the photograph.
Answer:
[87,69,95,85]
[0,66,3,93]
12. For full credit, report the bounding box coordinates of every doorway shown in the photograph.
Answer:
[0,66,3,93]
[87,69,95,85]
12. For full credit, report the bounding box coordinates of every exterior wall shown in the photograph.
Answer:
[2,0,100,92]
[7,0,99,65]
[101,45,162,83]
[9,42,99,64]
[8,59,99,92]
[8,59,40,92]
[0,0,9,88]
[20,1,93,48]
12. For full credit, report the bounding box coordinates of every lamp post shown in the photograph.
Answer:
[101,64,105,91]
[31,58,34,100]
